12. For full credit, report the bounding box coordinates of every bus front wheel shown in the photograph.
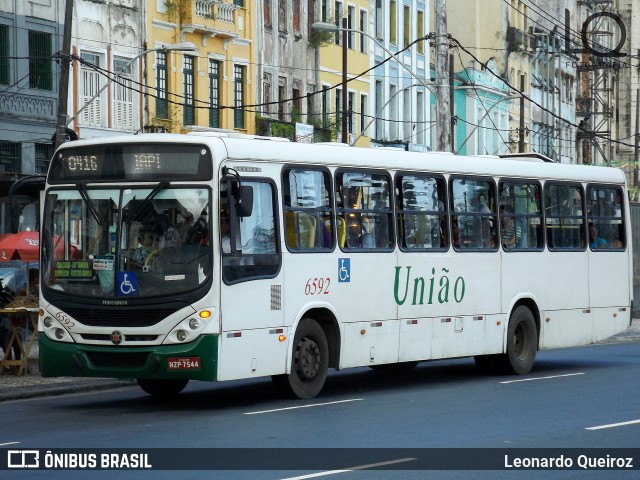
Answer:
[272,318,329,399]
[497,305,537,375]
[137,378,189,396]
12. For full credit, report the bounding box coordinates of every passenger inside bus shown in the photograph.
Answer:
[220,210,230,253]
[500,206,522,249]
[346,216,374,248]
[589,222,607,249]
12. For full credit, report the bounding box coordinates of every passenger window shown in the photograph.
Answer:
[450,177,497,250]
[282,168,334,251]
[222,179,281,284]
[499,181,543,250]
[396,174,447,250]
[587,185,625,250]
[545,183,585,250]
[336,170,393,251]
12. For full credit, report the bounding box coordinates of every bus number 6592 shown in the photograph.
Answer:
[304,277,330,295]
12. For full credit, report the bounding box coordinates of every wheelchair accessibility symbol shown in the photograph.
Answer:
[117,272,139,296]
[338,258,350,283]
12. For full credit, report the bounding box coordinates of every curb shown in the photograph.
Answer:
[0,379,136,402]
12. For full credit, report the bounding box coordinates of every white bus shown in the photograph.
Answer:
[39,133,632,398]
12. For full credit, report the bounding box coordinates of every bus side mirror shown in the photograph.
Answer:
[236,185,253,217]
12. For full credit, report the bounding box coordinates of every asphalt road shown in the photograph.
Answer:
[2,341,639,480]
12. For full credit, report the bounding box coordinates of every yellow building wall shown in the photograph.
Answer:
[146,0,255,134]
[318,1,371,147]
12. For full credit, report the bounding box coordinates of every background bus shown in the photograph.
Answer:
[38,133,632,398]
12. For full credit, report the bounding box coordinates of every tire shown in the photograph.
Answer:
[496,305,537,375]
[137,378,189,396]
[272,318,329,399]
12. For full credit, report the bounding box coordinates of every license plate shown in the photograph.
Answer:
[167,357,201,370]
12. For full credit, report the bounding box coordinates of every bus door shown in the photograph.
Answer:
[217,175,285,380]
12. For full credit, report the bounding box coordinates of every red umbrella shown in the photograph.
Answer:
[0,231,41,262]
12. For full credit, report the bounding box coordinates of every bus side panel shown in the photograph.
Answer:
[341,320,400,368]
[589,251,632,341]
[397,252,501,361]
[217,327,290,381]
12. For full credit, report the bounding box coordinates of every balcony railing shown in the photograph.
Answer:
[194,0,237,23]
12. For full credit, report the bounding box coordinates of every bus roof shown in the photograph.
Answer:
[56,133,627,185]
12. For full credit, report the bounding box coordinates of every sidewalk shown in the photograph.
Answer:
[1,319,639,402]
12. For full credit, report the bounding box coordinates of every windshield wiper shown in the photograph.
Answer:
[77,183,104,226]
[128,181,170,223]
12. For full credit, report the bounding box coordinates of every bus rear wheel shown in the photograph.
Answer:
[496,305,537,375]
[137,378,189,396]
[272,318,329,399]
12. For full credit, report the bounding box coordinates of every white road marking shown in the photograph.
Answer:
[586,419,640,430]
[244,399,363,415]
[500,373,585,384]
[278,458,417,480]
[0,442,20,446]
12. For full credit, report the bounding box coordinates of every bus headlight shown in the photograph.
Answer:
[55,328,65,340]
[189,318,199,330]
[41,314,74,343]
[44,317,54,328]
[176,330,187,342]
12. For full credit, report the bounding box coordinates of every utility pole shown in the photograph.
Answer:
[54,0,74,150]
[449,54,455,152]
[519,74,526,153]
[341,16,348,144]
[435,0,451,152]
[634,88,639,198]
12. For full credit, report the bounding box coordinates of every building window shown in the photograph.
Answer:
[265,0,272,27]
[389,0,397,46]
[0,142,20,174]
[416,91,425,145]
[293,0,301,33]
[334,1,343,45]
[278,79,286,121]
[183,55,195,126]
[375,0,383,40]
[293,85,302,119]
[278,0,287,31]
[234,64,246,129]
[209,59,220,128]
[28,30,52,90]
[322,85,329,128]
[321,0,328,21]
[35,143,53,174]
[403,5,410,49]
[375,80,383,139]
[0,25,9,85]
[156,51,168,119]
[113,56,134,130]
[263,74,271,115]
[348,91,355,134]
[233,0,244,6]
[417,10,425,54]
[359,10,367,53]
[360,93,367,135]
[308,0,316,37]
[389,84,398,139]
[347,6,355,49]
[307,84,315,123]
[403,89,411,140]
[80,52,103,127]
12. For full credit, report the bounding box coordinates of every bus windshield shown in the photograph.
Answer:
[41,185,211,299]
